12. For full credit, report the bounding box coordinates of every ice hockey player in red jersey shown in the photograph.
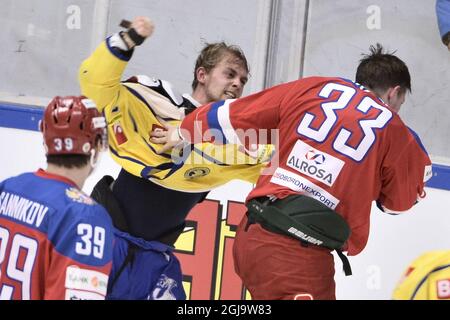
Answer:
[152,44,432,300]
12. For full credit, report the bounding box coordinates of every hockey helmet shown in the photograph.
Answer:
[40,96,107,156]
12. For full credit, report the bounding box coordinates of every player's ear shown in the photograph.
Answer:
[391,85,402,98]
[90,148,100,168]
[196,67,207,85]
[385,86,398,103]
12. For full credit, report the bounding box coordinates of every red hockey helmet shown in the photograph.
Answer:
[40,96,107,156]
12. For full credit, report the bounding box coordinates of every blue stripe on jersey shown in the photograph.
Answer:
[206,101,227,144]
[192,147,228,166]
[338,78,385,104]
[125,86,158,119]
[141,162,178,180]
[410,264,450,299]
[338,78,357,87]
[109,145,148,166]
[141,136,172,160]
[407,127,428,155]
[142,145,194,180]
[127,110,139,133]
[110,143,184,180]
[105,36,132,62]
[109,140,184,181]
[124,85,178,122]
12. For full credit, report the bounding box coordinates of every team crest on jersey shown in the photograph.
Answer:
[287,140,345,187]
[66,188,95,205]
[184,167,210,179]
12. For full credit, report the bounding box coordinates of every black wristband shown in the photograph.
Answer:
[127,28,146,46]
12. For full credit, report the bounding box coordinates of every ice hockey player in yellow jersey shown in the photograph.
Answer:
[79,16,273,300]
[79,25,273,193]
[393,251,450,300]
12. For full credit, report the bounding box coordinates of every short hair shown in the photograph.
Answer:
[46,154,90,169]
[191,42,249,91]
[355,43,411,96]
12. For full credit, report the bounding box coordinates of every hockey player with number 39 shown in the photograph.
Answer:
[0,96,114,300]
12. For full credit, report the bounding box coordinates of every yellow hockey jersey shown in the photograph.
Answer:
[79,39,273,192]
[393,251,450,300]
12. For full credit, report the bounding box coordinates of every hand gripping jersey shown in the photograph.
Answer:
[79,37,274,192]
[0,170,114,300]
[393,251,450,300]
[180,77,433,255]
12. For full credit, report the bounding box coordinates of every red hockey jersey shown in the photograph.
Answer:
[181,77,432,255]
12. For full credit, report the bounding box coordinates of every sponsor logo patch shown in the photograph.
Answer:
[92,116,106,129]
[287,140,344,187]
[424,165,433,182]
[270,167,340,209]
[65,289,104,300]
[81,98,97,109]
[65,266,108,296]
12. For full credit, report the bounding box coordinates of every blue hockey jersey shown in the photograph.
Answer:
[0,169,114,300]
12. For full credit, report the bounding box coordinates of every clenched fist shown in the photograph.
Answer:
[131,16,155,39]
